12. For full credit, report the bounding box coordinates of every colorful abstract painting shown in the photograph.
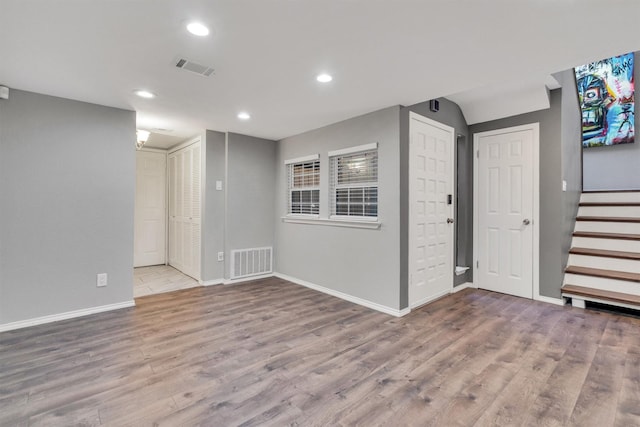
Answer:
[575,52,635,148]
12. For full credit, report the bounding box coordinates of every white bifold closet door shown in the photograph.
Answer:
[168,140,201,281]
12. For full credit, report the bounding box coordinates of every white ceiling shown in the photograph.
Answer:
[1,0,639,143]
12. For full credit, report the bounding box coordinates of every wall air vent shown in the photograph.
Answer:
[175,58,215,77]
[230,247,273,280]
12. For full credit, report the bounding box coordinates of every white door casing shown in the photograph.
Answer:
[409,112,455,308]
[473,123,539,299]
[134,150,167,267]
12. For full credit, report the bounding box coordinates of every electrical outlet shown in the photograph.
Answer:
[217,252,224,262]
[97,273,108,287]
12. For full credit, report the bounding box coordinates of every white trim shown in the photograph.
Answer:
[473,123,540,300]
[0,301,135,333]
[562,294,640,311]
[408,112,455,307]
[285,214,320,220]
[139,146,168,154]
[570,297,586,309]
[168,135,201,154]
[281,216,381,229]
[274,272,409,317]
[328,142,378,157]
[224,272,275,285]
[284,154,320,165]
[452,282,476,293]
[410,288,450,309]
[535,295,565,306]
[200,279,224,286]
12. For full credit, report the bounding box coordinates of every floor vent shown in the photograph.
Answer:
[230,247,273,280]
[175,58,215,77]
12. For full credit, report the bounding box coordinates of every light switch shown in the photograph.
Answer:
[216,180,223,191]
[562,180,567,192]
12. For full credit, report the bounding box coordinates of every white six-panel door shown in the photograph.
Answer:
[409,113,455,308]
[134,150,167,267]
[474,125,536,299]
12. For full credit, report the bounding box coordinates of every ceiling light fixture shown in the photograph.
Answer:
[136,129,150,150]
[134,90,156,99]
[316,73,333,83]
[187,22,210,36]
[237,112,251,120]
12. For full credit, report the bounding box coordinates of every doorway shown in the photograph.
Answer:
[409,112,455,308]
[473,123,539,299]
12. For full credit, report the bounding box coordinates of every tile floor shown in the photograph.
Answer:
[133,264,200,298]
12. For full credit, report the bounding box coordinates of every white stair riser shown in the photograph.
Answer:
[564,273,640,295]
[574,221,640,234]
[581,192,640,203]
[572,236,640,253]
[568,254,640,274]
[578,206,640,217]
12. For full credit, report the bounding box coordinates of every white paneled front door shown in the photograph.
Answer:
[134,150,167,267]
[474,124,537,299]
[409,113,455,308]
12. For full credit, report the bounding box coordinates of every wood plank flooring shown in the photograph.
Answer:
[2,277,640,426]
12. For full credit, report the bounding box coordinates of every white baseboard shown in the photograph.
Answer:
[274,272,410,317]
[535,295,566,306]
[223,273,275,285]
[0,300,136,333]
[452,282,476,293]
[200,279,224,286]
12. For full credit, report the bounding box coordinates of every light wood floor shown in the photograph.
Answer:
[2,277,640,426]
[133,265,200,298]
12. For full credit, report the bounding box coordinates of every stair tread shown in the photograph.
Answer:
[576,216,640,223]
[579,202,640,207]
[570,247,640,260]
[582,190,640,193]
[565,266,640,282]
[573,231,640,240]
[562,284,640,305]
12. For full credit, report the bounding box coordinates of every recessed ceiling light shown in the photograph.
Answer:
[187,22,210,36]
[237,112,251,120]
[134,90,156,99]
[316,73,333,83]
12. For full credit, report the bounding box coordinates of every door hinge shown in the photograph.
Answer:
[476,260,479,268]
[476,150,479,159]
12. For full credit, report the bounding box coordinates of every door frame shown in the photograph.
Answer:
[408,112,456,308]
[473,123,540,300]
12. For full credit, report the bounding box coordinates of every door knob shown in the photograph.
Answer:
[447,218,454,224]
[523,219,530,225]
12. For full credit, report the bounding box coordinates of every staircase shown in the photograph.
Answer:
[562,190,640,310]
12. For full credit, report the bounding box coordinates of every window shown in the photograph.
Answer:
[329,143,378,218]
[286,155,320,215]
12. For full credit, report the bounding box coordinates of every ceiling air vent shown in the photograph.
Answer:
[175,58,215,77]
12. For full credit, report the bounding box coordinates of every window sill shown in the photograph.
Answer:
[281,216,381,229]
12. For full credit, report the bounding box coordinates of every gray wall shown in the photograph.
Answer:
[401,98,472,306]
[275,106,402,310]
[582,51,640,190]
[0,90,135,325]
[201,130,226,281]
[555,70,583,271]
[470,90,564,298]
[225,133,277,278]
